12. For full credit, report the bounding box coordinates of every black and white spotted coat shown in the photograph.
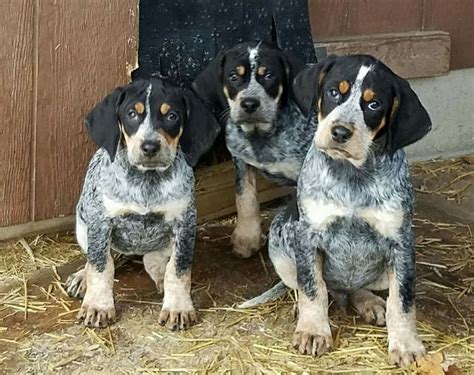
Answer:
[76,146,196,275]
[226,103,317,188]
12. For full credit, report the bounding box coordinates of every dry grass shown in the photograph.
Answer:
[0,158,472,373]
[0,232,82,283]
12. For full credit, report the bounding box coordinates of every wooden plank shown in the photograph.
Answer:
[308,0,347,40]
[33,0,138,221]
[195,161,292,223]
[0,216,75,243]
[345,0,423,37]
[0,161,291,241]
[316,31,450,79]
[423,0,474,70]
[0,0,35,227]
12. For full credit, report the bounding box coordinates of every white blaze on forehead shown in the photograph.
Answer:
[248,46,259,73]
[136,83,153,138]
[353,65,373,91]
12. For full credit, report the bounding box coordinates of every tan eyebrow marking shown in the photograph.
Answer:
[338,80,350,95]
[160,102,171,115]
[134,102,145,114]
[363,89,375,102]
[160,127,183,146]
[236,65,245,76]
[257,66,266,75]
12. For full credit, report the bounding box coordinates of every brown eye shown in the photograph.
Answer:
[167,111,178,122]
[128,109,138,119]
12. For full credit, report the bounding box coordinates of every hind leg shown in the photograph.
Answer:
[143,246,173,295]
[350,289,386,326]
[66,264,88,299]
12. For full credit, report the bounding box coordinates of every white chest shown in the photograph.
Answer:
[301,197,404,239]
[103,195,189,221]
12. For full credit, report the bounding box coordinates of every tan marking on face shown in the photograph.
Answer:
[160,102,171,115]
[363,89,375,102]
[134,102,145,114]
[372,117,386,138]
[160,127,183,147]
[257,66,266,76]
[236,65,245,76]
[276,84,283,101]
[317,97,322,112]
[390,97,399,121]
[223,85,230,99]
[318,71,326,86]
[338,80,350,95]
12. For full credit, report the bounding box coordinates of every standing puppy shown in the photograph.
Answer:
[66,78,219,330]
[261,55,431,366]
[193,42,315,258]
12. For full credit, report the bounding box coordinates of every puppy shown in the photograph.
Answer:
[65,78,219,330]
[193,41,316,258]
[247,55,432,367]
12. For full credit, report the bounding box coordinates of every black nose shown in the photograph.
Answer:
[240,97,261,113]
[331,126,353,143]
[141,141,160,157]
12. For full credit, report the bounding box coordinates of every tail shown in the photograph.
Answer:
[237,281,289,309]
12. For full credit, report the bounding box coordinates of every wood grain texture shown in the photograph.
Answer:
[423,0,474,69]
[317,31,450,79]
[34,0,138,221]
[308,0,347,40]
[195,161,292,223]
[0,161,292,240]
[0,0,35,226]
[344,0,423,36]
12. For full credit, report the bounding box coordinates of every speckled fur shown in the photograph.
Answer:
[226,103,316,185]
[270,145,415,304]
[77,147,195,275]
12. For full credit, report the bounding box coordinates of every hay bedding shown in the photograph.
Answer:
[0,158,472,374]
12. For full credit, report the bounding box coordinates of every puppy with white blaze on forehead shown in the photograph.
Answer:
[193,41,315,258]
[66,78,219,330]
[240,55,432,367]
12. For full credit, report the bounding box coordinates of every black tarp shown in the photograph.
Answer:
[132,0,317,86]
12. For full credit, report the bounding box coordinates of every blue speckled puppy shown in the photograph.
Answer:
[193,42,316,258]
[246,55,432,367]
[65,78,219,329]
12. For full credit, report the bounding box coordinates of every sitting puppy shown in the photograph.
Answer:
[65,78,219,330]
[249,55,432,367]
[193,41,316,258]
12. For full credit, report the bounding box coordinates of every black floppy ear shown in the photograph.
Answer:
[279,51,305,101]
[192,50,227,116]
[85,87,124,161]
[292,55,337,116]
[180,91,221,167]
[386,75,432,155]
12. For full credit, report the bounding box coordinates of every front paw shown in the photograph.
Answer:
[231,223,265,258]
[388,334,426,367]
[293,330,333,356]
[159,308,197,331]
[77,293,115,328]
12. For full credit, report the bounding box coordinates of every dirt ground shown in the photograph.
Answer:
[0,158,473,374]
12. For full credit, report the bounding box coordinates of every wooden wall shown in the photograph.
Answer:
[309,0,474,69]
[0,0,137,227]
